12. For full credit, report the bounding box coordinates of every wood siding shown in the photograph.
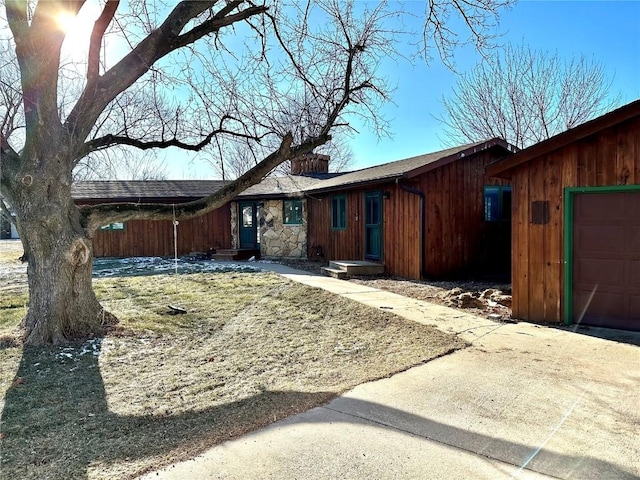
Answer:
[88,204,232,257]
[509,116,640,323]
[307,148,510,279]
[307,189,366,263]
[418,150,509,278]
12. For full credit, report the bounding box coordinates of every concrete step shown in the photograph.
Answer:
[321,267,348,279]
[329,260,384,276]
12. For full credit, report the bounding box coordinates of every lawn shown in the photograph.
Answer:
[0,264,466,479]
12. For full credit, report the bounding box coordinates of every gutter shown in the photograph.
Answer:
[397,179,425,279]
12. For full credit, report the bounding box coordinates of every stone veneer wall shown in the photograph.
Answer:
[259,199,307,258]
[230,201,238,249]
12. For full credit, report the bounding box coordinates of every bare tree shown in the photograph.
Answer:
[73,150,169,181]
[439,43,620,148]
[0,0,512,346]
[206,133,354,180]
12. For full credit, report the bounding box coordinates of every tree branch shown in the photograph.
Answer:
[5,1,29,45]
[76,115,269,161]
[65,1,267,148]
[79,131,330,230]
[87,0,120,85]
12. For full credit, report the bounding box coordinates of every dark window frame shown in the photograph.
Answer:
[484,185,511,222]
[283,199,304,225]
[331,195,347,230]
[99,222,125,231]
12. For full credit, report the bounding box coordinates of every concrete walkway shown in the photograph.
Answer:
[141,264,640,480]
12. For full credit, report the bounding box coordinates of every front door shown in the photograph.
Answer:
[365,191,382,260]
[239,202,257,249]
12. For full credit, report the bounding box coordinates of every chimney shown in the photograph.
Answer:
[291,153,330,176]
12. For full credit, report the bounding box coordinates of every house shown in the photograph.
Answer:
[304,140,517,279]
[227,154,341,259]
[486,99,640,331]
[0,211,20,239]
[72,180,232,257]
[73,140,518,283]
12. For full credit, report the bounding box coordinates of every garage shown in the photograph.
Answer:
[571,190,640,330]
[485,99,640,330]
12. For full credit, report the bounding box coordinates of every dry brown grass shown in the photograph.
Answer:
[0,269,466,480]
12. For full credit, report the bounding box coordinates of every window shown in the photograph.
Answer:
[241,205,253,227]
[283,199,303,225]
[484,186,511,222]
[99,222,125,231]
[331,195,346,230]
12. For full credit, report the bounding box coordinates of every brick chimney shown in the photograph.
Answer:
[291,153,330,176]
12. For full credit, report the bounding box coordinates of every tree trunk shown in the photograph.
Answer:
[16,177,116,346]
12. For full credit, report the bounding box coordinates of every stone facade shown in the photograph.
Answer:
[259,199,307,258]
[230,201,239,249]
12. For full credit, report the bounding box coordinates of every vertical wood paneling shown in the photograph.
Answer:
[528,158,546,322]
[543,152,562,322]
[91,204,231,257]
[597,129,618,185]
[508,116,640,323]
[307,148,513,279]
[617,122,635,184]
[421,149,510,278]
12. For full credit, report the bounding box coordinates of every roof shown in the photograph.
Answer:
[486,99,640,178]
[304,139,516,194]
[238,175,325,199]
[72,180,227,201]
[72,138,518,203]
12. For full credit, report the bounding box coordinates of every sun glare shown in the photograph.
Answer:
[54,4,103,60]
[56,11,78,34]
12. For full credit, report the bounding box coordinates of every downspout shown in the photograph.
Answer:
[397,179,425,279]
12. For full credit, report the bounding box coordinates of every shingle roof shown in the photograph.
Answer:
[304,140,513,193]
[239,175,325,198]
[71,139,516,202]
[71,180,227,201]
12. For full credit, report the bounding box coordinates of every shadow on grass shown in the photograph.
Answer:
[3,341,636,480]
[0,342,334,479]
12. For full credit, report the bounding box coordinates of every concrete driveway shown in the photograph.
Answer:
[141,265,640,479]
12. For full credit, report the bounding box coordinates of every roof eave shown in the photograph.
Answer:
[406,138,518,179]
[305,175,404,195]
[486,99,640,177]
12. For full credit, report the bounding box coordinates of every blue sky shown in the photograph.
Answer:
[163,0,639,177]
[4,1,636,178]
[345,0,640,170]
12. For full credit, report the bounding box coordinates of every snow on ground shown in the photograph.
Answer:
[0,238,263,287]
[92,257,260,278]
[0,262,27,283]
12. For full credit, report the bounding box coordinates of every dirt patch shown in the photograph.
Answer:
[350,277,512,320]
[276,258,513,321]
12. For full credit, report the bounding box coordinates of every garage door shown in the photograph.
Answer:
[573,191,640,330]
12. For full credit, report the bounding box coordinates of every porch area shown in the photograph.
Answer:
[321,260,384,279]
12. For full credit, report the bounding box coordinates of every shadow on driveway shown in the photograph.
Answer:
[2,341,636,479]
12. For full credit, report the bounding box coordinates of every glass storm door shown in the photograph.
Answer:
[365,191,382,260]
[239,202,257,249]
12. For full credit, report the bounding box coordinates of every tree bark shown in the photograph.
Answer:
[15,175,116,346]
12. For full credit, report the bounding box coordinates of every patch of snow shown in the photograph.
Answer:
[92,257,260,277]
[0,263,27,281]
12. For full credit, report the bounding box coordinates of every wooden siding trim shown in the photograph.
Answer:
[487,100,640,178]
[407,139,516,179]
